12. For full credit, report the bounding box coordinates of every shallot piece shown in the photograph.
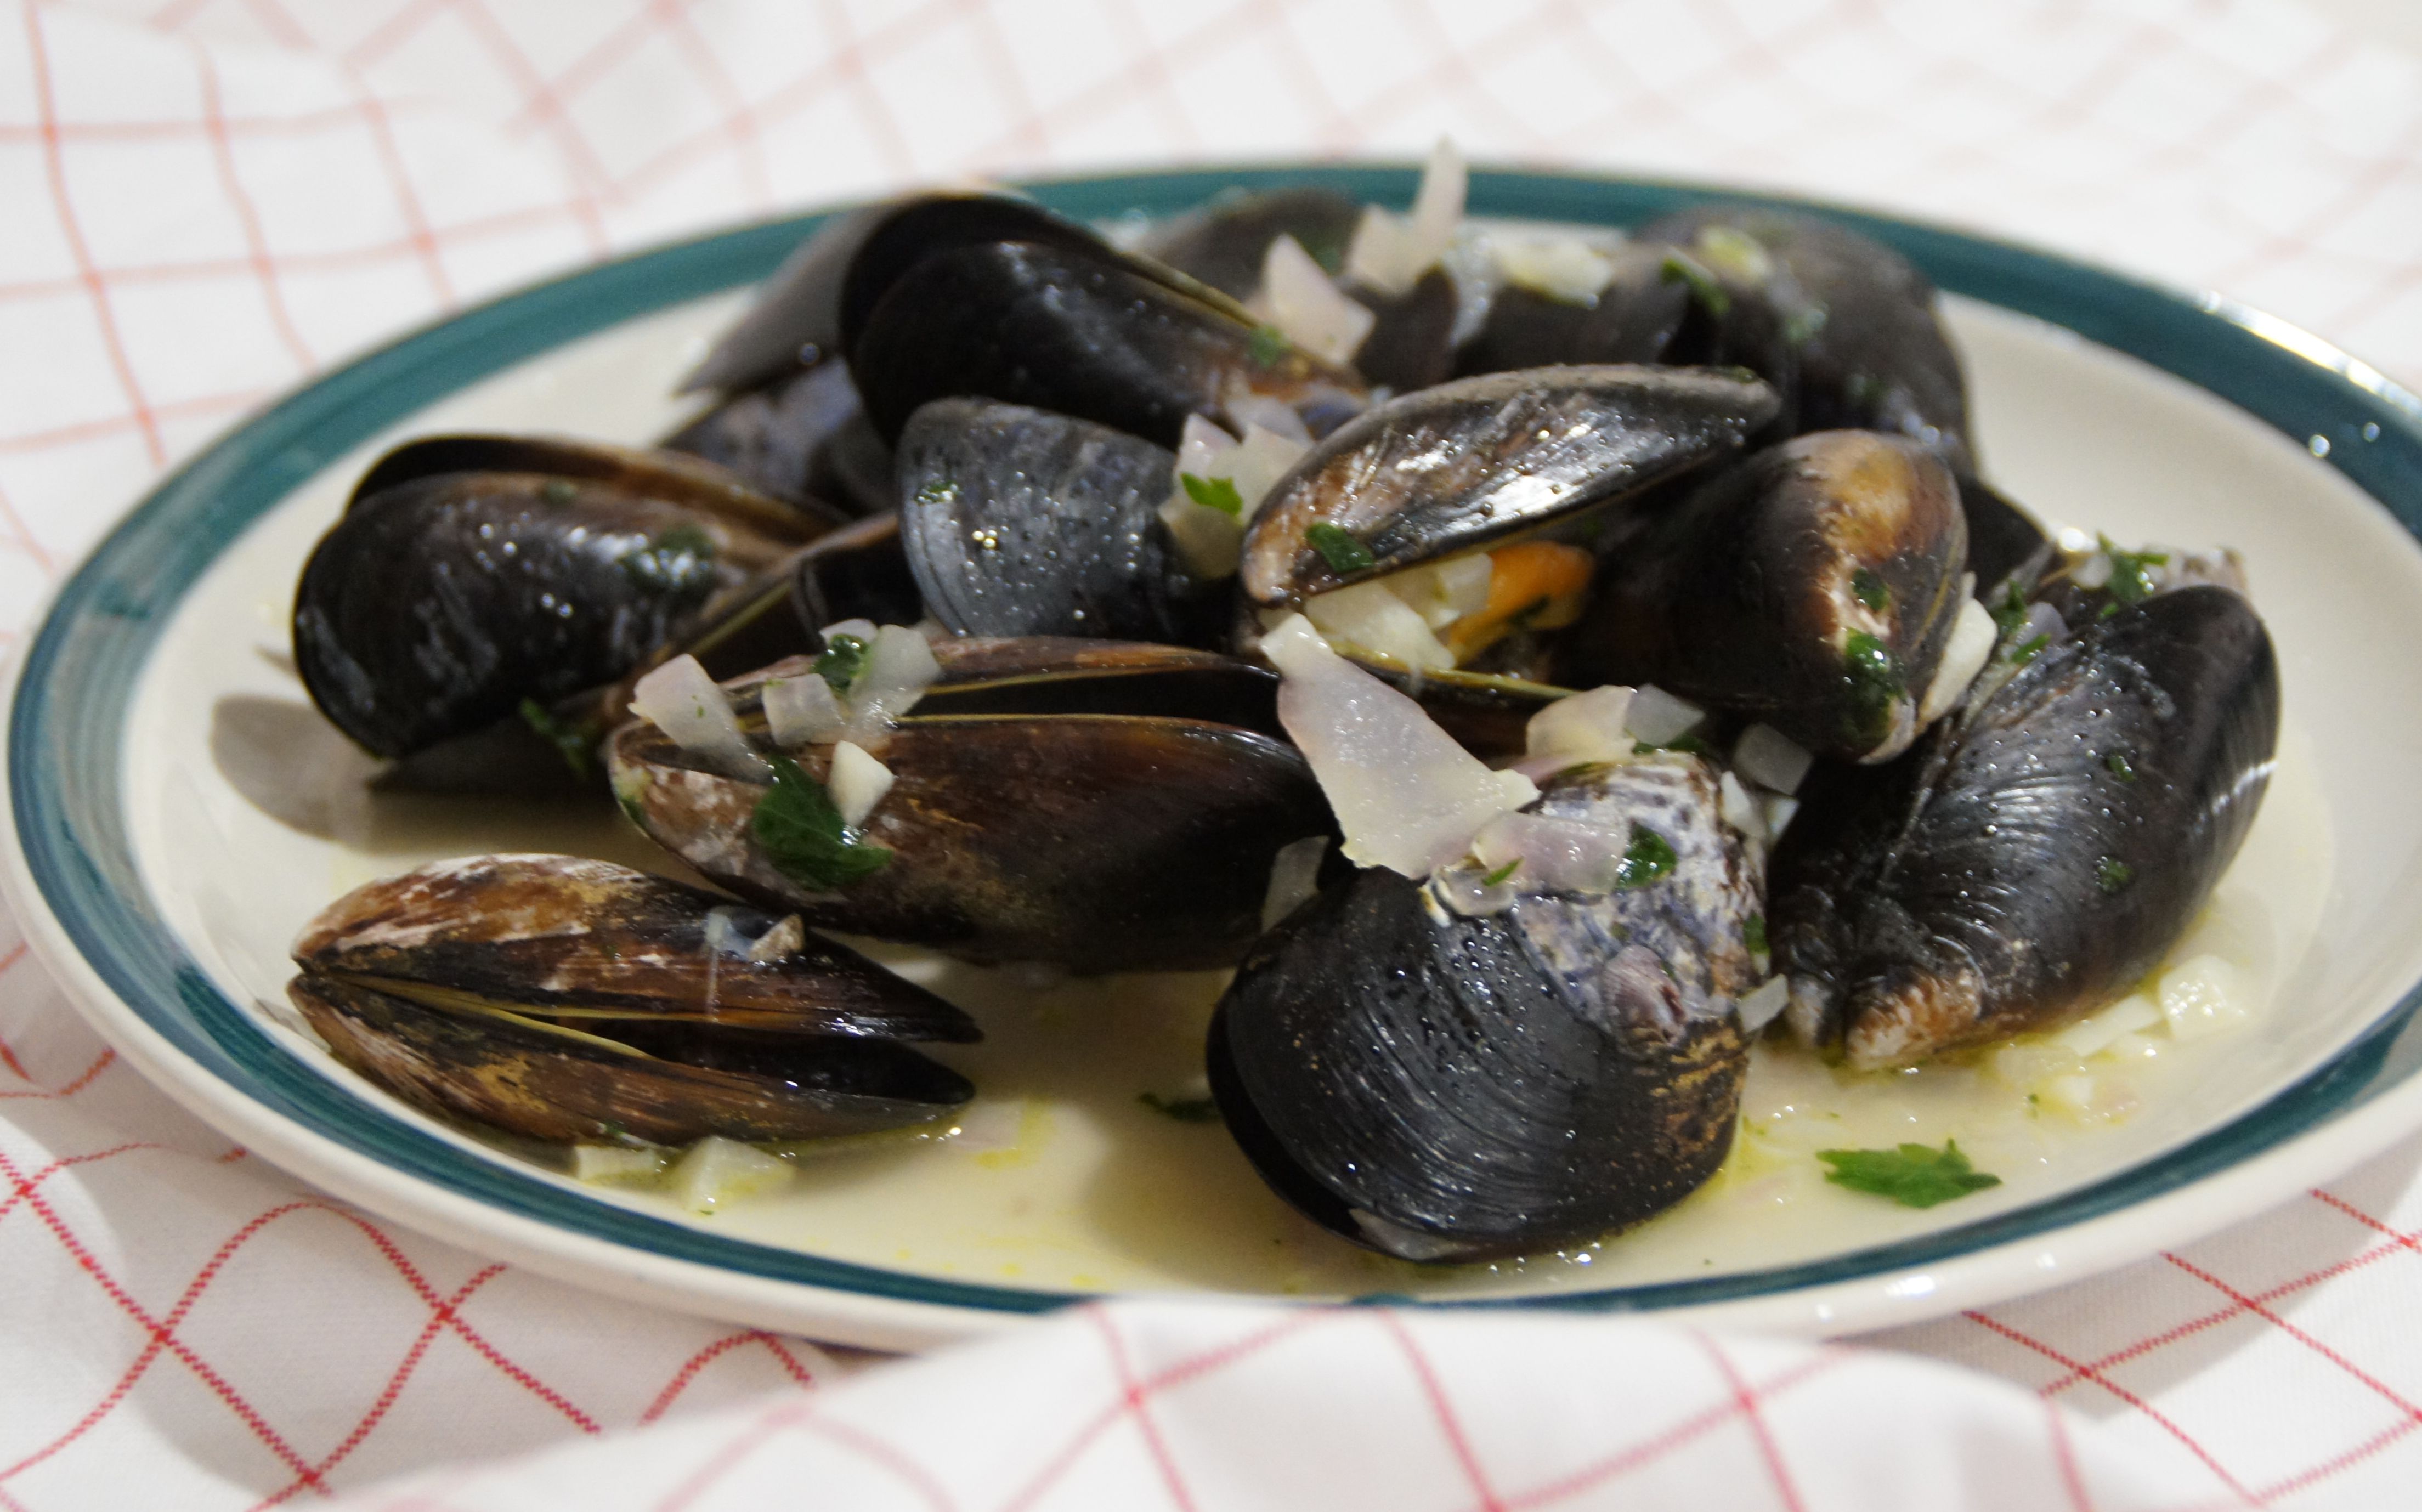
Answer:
[763,672,848,747]
[827,740,895,826]
[1260,835,1331,930]
[1259,233,1375,364]
[1261,614,1536,877]
[1301,579,1455,670]
[1624,684,1706,746]
[1468,811,1634,894]
[841,625,942,742]
[1527,685,1636,765]
[1346,138,1466,296]
[1733,722,1814,795]
[629,655,763,778]
[1920,594,1999,723]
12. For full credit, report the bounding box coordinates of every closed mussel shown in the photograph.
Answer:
[1211,755,1762,1262]
[288,854,977,1145]
[1767,584,2279,1068]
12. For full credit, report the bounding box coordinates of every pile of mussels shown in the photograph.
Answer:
[284,162,2279,1264]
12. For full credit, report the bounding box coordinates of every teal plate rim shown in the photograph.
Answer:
[15,164,2422,1322]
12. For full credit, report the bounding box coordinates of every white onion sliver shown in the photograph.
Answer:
[1260,233,1375,364]
[629,655,761,776]
[1764,794,1801,839]
[1526,684,1634,764]
[1175,412,1240,479]
[1345,203,1422,298]
[1493,233,1615,304]
[1260,835,1330,931]
[1158,494,1242,580]
[1226,423,1310,517]
[1733,722,1814,795]
[847,625,941,728]
[1625,684,1706,746]
[1469,811,1632,894]
[1738,976,1791,1034]
[1433,553,1494,619]
[1263,615,1536,877]
[1301,581,1455,671]
[1408,137,1467,275]
[1718,771,1767,842]
[1920,596,2000,723]
[1222,383,1313,445]
[2073,551,2114,590]
[763,673,848,748]
[827,740,895,827]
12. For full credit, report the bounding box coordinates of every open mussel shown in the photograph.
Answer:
[608,639,1328,972]
[293,434,825,766]
[1211,754,1762,1262]
[1768,583,2278,1068]
[1561,430,1972,763]
[288,855,976,1144]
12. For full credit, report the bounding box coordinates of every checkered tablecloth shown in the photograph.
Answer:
[4,2,2421,1507]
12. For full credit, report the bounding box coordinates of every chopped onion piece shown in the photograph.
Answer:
[1733,722,1814,795]
[1408,138,1467,276]
[1493,232,1616,304]
[670,1136,791,1213]
[1158,491,1243,580]
[2159,954,2248,1040]
[1227,423,1310,517]
[1469,811,1632,894]
[1382,554,1495,630]
[1431,863,1519,917]
[571,1144,670,1185]
[1175,412,1240,478]
[1920,596,1999,723]
[1263,614,1536,877]
[828,740,895,826]
[746,914,805,963]
[1624,684,1706,746]
[2055,993,2163,1058]
[1260,835,1330,930]
[1221,382,1314,445]
[841,625,941,741]
[2073,551,2114,589]
[1718,771,1767,842]
[763,672,848,747]
[1738,976,1791,1034]
[1301,580,1455,670]
[1526,685,1635,764]
[1764,794,1801,839]
[1259,233,1375,364]
[630,655,762,777]
[1344,138,1466,297]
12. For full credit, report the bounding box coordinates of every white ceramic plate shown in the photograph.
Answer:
[10,167,2422,1350]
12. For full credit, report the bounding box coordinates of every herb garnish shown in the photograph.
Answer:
[1480,858,1523,887]
[1989,580,2029,639]
[2010,632,2051,665]
[1305,522,1377,574]
[1613,824,1677,890]
[1841,630,1905,742]
[1851,567,1889,610]
[1139,1092,1222,1124]
[914,476,959,508]
[1818,1140,2002,1208]
[2100,536,2169,605]
[1744,913,1768,955]
[815,633,870,692]
[1657,251,1730,318]
[1180,473,1244,517]
[619,522,718,597]
[518,697,592,778]
[2104,750,2137,782]
[752,754,893,890]
[1247,324,1291,369]
[2096,856,2135,893]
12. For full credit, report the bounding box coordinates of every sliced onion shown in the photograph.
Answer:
[1221,382,1314,445]
[1260,835,1330,930]
[1263,614,1535,877]
[1384,553,1493,630]
[1718,771,1767,842]
[1764,794,1801,839]
[1175,412,1240,478]
[1158,491,1244,579]
[1344,138,1465,297]
[1259,233,1375,364]
[629,655,762,777]
[2073,551,2114,590]
[1738,976,1791,1033]
[1624,684,1705,746]
[1733,722,1814,795]
[1469,810,1633,894]
[1920,594,1999,723]
[1526,684,1635,765]
[841,625,941,741]
[1492,232,1616,304]
[1301,581,1455,670]
[1407,138,1467,276]
[763,672,848,748]
[1227,423,1310,517]
[828,740,895,827]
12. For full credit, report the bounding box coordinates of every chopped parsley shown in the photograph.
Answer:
[1247,324,1291,369]
[1840,630,1905,744]
[619,522,719,598]
[751,754,893,890]
[1480,858,1523,887]
[1744,912,1768,955]
[1657,250,1730,318]
[2104,750,2138,782]
[2010,632,2051,666]
[914,475,960,508]
[1612,824,1677,890]
[1817,1140,2002,1208]
[1989,580,2030,639]
[1851,567,1890,611]
[1138,1092,1222,1124]
[1180,472,1244,517]
[2096,856,2135,894]
[1305,522,1377,575]
[2100,536,2169,605]
[518,697,592,779]
[815,633,870,692]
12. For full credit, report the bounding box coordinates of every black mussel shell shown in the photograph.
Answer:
[1561,430,1968,763]
[663,360,895,517]
[1958,473,2051,598]
[1768,585,2279,1067]
[905,637,1282,738]
[1455,243,1691,377]
[1240,364,1780,606]
[295,465,797,760]
[347,433,844,537]
[1349,268,1459,393]
[1212,756,1760,1262]
[1137,185,1365,299]
[895,399,1218,645]
[1640,205,1973,472]
[849,239,1367,449]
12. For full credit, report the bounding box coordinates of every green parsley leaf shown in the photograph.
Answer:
[2104,750,2137,782]
[1658,250,1730,318]
[1613,823,1677,890]
[518,697,592,779]
[1480,858,1522,887]
[2096,855,2134,893]
[1305,522,1377,575]
[1817,1140,2002,1208]
[1247,324,1291,369]
[1744,912,1768,955]
[815,633,870,693]
[752,754,893,890]
[2098,536,2170,605]
[1841,630,1906,744]
[1180,473,1244,517]
[1138,1092,1222,1124]
[619,522,720,598]
[2010,632,2051,665]
[1851,567,1890,611]
[1989,580,2030,639]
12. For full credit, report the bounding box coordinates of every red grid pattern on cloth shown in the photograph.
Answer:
[2,0,2419,1504]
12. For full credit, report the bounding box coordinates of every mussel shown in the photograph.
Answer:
[1768,583,2278,1067]
[288,855,976,1144]
[609,639,1329,972]
[1211,754,1763,1262]
[1454,241,1694,377]
[1561,430,1971,763]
